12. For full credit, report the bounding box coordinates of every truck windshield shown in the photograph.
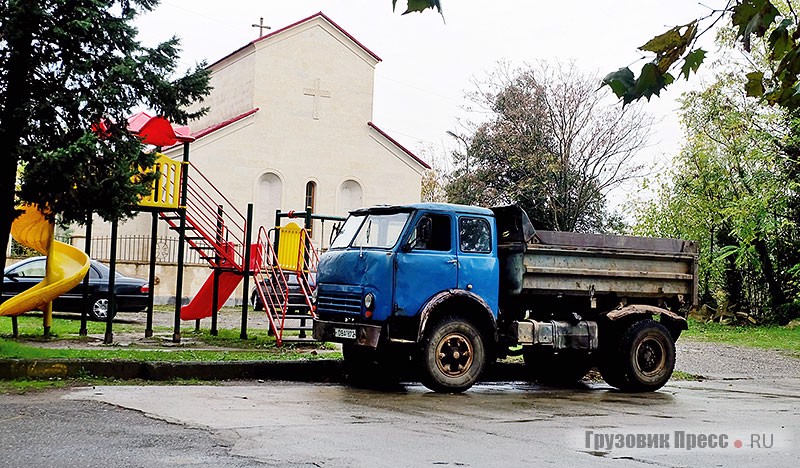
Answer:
[352,212,410,249]
[330,214,366,249]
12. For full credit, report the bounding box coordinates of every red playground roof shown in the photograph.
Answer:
[127,112,195,146]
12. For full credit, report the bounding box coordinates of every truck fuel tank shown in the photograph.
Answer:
[513,319,599,351]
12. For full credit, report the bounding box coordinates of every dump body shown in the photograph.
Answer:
[521,230,698,306]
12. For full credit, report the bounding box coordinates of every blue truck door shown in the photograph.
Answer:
[456,215,499,315]
[393,212,458,318]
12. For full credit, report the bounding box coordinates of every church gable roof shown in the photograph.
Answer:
[368,122,431,170]
[209,12,381,70]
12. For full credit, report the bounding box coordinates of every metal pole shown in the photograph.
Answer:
[211,269,220,336]
[211,204,223,336]
[173,142,191,343]
[145,212,158,338]
[11,317,18,338]
[240,203,253,340]
[79,215,92,336]
[103,220,118,344]
[273,208,281,263]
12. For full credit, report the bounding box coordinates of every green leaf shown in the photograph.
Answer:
[397,0,443,14]
[745,71,765,97]
[640,26,685,54]
[768,18,793,61]
[680,49,706,80]
[732,0,780,44]
[629,63,669,103]
[602,67,635,99]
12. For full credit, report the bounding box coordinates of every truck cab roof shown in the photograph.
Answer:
[351,203,494,217]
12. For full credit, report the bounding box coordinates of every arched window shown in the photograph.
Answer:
[257,173,282,230]
[338,179,363,216]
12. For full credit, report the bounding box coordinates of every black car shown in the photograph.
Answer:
[2,256,149,321]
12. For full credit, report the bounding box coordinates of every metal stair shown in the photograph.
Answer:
[159,162,318,346]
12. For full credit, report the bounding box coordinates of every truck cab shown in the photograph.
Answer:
[314,203,499,350]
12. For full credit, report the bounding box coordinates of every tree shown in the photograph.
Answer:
[632,73,799,322]
[0,1,210,268]
[446,61,651,233]
[603,0,800,112]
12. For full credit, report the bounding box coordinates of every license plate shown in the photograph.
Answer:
[334,327,356,340]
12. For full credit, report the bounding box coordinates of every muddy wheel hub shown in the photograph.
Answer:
[435,333,474,377]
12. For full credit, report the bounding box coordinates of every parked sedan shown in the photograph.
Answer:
[2,257,149,321]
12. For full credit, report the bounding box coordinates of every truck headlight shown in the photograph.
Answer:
[364,292,375,311]
[311,288,318,305]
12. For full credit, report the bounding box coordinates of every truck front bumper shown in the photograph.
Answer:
[313,319,382,348]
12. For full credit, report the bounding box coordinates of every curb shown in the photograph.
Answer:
[0,359,530,383]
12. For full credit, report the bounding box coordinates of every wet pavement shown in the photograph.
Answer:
[0,377,793,468]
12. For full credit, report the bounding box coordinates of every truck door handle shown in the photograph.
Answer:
[447,259,459,265]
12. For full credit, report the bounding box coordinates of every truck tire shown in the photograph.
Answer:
[523,349,592,385]
[420,316,486,393]
[600,319,675,392]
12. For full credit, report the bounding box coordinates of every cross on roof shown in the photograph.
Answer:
[252,17,271,37]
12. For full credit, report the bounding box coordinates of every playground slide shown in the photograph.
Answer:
[180,270,242,320]
[0,205,90,317]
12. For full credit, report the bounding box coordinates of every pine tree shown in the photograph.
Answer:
[0,0,210,268]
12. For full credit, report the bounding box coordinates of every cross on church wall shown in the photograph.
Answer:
[303,78,331,120]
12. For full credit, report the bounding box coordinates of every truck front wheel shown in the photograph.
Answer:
[600,319,675,392]
[420,316,486,393]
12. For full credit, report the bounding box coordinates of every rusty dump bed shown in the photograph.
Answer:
[522,231,699,305]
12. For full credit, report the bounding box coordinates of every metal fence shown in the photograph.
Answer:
[88,235,207,265]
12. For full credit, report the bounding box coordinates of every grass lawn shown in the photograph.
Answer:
[0,314,339,362]
[683,319,800,355]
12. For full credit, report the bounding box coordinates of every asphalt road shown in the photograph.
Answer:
[1,377,797,468]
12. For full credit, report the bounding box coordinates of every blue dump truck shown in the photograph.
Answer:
[313,203,698,393]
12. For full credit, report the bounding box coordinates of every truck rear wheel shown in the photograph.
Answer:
[420,316,486,393]
[600,319,675,392]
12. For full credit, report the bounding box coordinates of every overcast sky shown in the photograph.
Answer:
[135,0,721,206]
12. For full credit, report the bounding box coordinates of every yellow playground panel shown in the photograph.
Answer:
[277,222,306,271]
[138,153,183,210]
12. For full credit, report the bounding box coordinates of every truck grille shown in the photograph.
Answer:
[317,286,362,316]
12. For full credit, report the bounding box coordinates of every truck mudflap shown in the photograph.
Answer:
[313,319,381,348]
[604,304,688,340]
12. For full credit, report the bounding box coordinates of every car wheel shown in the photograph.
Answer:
[89,296,116,322]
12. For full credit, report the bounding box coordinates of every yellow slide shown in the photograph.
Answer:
[0,205,90,323]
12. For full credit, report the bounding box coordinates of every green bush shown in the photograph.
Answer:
[772,301,800,326]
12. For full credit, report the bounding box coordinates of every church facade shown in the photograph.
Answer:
[52,12,431,304]
[159,12,430,243]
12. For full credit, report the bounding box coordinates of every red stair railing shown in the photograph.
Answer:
[159,162,248,271]
[293,228,319,317]
[252,226,292,345]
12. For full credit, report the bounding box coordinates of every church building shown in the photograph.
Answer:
[159,11,430,243]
